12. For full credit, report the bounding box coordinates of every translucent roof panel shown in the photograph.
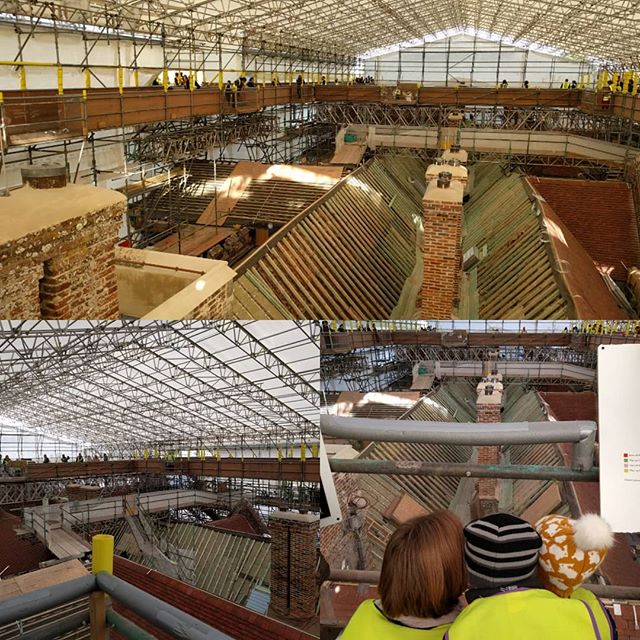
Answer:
[7,0,640,65]
[0,320,319,452]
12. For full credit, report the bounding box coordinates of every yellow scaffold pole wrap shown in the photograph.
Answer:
[163,67,169,92]
[91,534,112,640]
[57,66,63,95]
[118,67,124,95]
[92,534,114,575]
[19,66,26,90]
[300,445,306,462]
[189,70,194,91]
[134,68,139,88]
[311,443,319,458]
[612,71,619,90]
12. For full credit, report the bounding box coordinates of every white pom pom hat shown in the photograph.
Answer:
[535,513,614,598]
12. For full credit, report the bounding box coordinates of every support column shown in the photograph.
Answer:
[269,510,320,624]
[476,374,503,516]
[421,171,464,319]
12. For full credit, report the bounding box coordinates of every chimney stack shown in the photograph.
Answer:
[269,510,320,624]
[475,374,503,515]
[421,170,464,318]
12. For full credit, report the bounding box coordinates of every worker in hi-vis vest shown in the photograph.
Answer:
[445,513,615,640]
[341,511,466,639]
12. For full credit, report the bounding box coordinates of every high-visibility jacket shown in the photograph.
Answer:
[445,588,613,640]
[341,600,452,639]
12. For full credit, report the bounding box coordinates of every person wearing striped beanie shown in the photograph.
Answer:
[446,513,616,640]
[463,512,543,598]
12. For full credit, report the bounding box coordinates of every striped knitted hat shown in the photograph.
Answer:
[464,513,543,587]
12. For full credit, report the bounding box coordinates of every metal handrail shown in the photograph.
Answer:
[0,572,233,639]
[320,415,597,470]
[327,569,640,601]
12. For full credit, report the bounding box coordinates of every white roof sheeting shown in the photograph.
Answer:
[0,320,319,452]
[1,0,639,65]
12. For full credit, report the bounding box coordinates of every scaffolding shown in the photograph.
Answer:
[0,320,320,455]
[320,323,640,392]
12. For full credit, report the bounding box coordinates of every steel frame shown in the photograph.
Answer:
[321,340,599,393]
[0,320,320,454]
[2,0,640,67]
[316,102,640,148]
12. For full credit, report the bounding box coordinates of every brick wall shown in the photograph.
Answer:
[0,185,125,319]
[112,556,316,640]
[320,472,371,571]
[269,511,320,623]
[476,386,503,516]
[188,280,234,319]
[0,263,44,318]
[421,180,464,318]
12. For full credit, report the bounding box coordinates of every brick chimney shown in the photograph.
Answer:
[269,510,320,624]
[476,371,503,516]
[425,159,468,189]
[0,165,126,319]
[442,143,468,164]
[421,171,464,318]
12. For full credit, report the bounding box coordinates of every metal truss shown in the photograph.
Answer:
[395,345,597,367]
[316,102,640,150]
[128,114,280,165]
[0,320,319,454]
[2,0,640,66]
[0,474,169,507]
[321,342,597,393]
[0,473,319,511]
[127,105,333,166]
[372,145,625,176]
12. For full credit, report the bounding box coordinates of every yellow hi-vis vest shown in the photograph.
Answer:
[445,588,613,640]
[341,600,452,639]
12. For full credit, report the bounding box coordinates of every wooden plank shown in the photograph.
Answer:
[151,225,233,256]
[0,560,89,601]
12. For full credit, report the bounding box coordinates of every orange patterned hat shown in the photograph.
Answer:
[535,513,614,598]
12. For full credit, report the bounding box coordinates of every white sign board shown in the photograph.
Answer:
[598,344,640,532]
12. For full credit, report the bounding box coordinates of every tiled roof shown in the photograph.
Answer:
[463,165,570,319]
[528,177,640,282]
[461,165,628,319]
[117,520,271,607]
[502,386,566,519]
[232,156,426,319]
[207,513,265,536]
[539,390,598,423]
[355,390,474,567]
[534,194,629,319]
[0,509,53,577]
[333,391,421,420]
[113,556,316,640]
